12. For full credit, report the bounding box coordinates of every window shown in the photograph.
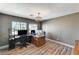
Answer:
[29,24,38,33]
[11,21,27,35]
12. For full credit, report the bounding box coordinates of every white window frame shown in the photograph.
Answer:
[11,21,27,35]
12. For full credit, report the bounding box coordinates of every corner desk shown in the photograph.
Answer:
[9,35,46,50]
[32,35,46,47]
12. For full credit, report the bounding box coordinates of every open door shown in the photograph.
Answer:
[74,40,79,55]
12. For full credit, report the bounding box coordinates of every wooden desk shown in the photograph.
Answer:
[32,36,45,47]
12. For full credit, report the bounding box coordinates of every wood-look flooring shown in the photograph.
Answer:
[0,40,73,55]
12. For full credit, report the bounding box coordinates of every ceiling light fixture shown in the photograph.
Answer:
[30,12,42,22]
[35,12,42,22]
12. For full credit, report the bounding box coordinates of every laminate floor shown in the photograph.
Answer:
[0,39,73,55]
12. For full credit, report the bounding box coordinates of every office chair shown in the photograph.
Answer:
[19,35,27,48]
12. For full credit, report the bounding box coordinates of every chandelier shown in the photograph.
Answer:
[30,12,42,22]
[35,12,42,22]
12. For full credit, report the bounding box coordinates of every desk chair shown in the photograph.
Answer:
[19,35,27,48]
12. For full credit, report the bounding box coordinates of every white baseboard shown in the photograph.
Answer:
[0,42,21,50]
[46,38,74,48]
[0,45,8,49]
[0,38,74,49]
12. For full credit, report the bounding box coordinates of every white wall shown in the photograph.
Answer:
[43,12,79,45]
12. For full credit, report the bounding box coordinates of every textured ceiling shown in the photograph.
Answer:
[0,3,79,21]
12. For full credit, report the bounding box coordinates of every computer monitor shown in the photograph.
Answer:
[31,30,36,35]
[18,30,27,35]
